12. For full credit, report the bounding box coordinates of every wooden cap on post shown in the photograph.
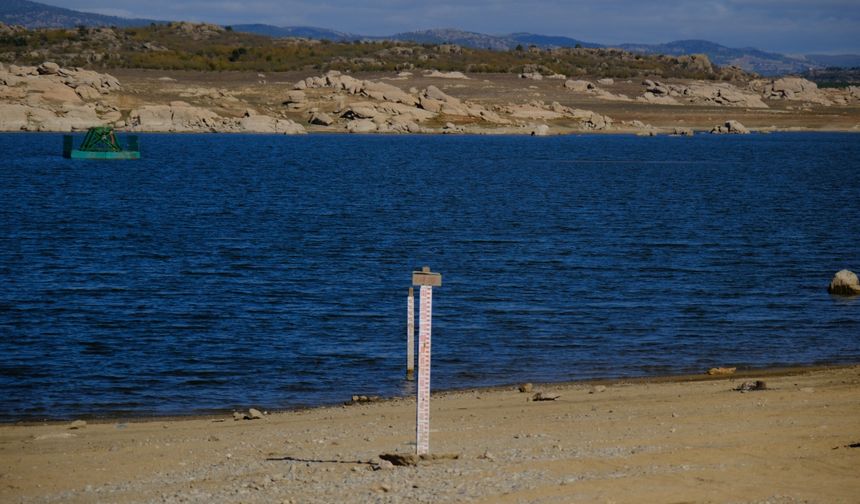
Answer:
[408,287,414,296]
[412,266,442,287]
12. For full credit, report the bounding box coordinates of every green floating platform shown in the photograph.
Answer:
[63,127,140,160]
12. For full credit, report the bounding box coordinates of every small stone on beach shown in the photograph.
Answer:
[68,420,87,430]
[735,380,767,392]
[518,383,533,393]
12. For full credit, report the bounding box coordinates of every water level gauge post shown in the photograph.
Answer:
[412,266,442,456]
[406,287,415,381]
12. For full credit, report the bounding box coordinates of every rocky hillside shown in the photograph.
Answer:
[0,22,751,81]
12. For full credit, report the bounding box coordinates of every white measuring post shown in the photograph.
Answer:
[412,266,441,456]
[406,287,415,381]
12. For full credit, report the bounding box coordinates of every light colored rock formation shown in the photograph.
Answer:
[24,78,82,104]
[507,103,565,121]
[752,77,833,106]
[425,70,469,79]
[565,79,631,101]
[0,102,114,132]
[308,111,334,126]
[672,127,694,136]
[530,124,550,136]
[505,101,611,130]
[129,105,174,131]
[441,122,464,133]
[129,104,210,132]
[637,92,681,105]
[597,78,614,86]
[638,79,766,108]
[828,270,860,296]
[710,120,750,134]
[564,80,595,92]
[361,80,417,106]
[283,90,307,110]
[520,72,543,80]
[237,111,305,134]
[419,85,470,116]
[169,103,220,132]
[346,119,377,133]
[0,61,120,111]
[0,104,31,130]
[37,62,60,75]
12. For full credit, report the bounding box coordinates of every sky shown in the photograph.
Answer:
[40,0,860,54]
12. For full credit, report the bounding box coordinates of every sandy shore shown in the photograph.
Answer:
[2,365,859,503]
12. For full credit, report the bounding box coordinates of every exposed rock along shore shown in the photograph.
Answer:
[1,61,859,135]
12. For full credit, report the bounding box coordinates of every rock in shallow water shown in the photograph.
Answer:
[828,270,860,296]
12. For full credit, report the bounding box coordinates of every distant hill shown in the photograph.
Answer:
[0,0,158,28]
[508,33,601,49]
[4,0,859,77]
[803,54,860,68]
[385,28,515,50]
[618,39,813,75]
[231,24,354,41]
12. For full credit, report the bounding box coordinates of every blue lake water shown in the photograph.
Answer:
[1,132,859,421]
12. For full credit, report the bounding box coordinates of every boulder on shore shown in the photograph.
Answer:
[828,270,860,296]
[710,120,750,134]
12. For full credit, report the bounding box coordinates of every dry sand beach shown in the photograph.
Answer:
[2,365,858,503]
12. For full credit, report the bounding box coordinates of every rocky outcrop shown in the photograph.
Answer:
[126,104,305,134]
[637,92,680,105]
[425,70,469,79]
[129,104,215,132]
[283,90,307,110]
[419,85,470,116]
[752,77,833,106]
[0,62,125,131]
[237,110,305,134]
[828,270,860,296]
[346,119,377,133]
[564,80,595,92]
[0,104,32,130]
[710,120,750,134]
[638,79,766,108]
[0,61,123,130]
[530,124,550,136]
[0,103,102,132]
[361,80,418,106]
[308,111,334,126]
[503,101,612,130]
[565,79,631,101]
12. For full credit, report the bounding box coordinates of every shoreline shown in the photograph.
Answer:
[4,127,860,137]
[5,363,856,426]
[2,364,858,503]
